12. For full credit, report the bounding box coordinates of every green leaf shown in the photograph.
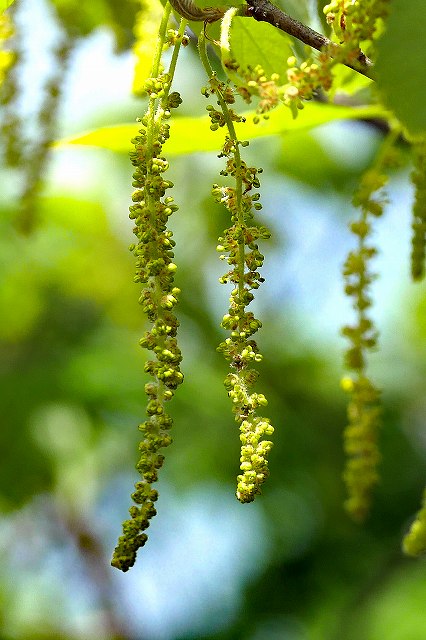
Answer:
[222,15,293,80]
[376,0,426,135]
[56,103,390,156]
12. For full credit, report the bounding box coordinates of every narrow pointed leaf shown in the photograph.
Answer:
[56,102,390,156]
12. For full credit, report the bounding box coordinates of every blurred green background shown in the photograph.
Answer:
[1,0,426,638]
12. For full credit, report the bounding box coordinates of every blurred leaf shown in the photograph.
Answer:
[132,0,164,94]
[105,0,140,51]
[1,0,15,11]
[51,0,138,44]
[52,0,111,35]
[350,563,426,640]
[273,128,374,190]
[376,0,426,135]
[0,194,138,509]
[56,102,390,155]
[280,0,310,25]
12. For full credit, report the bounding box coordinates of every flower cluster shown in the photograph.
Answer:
[111,13,186,572]
[282,0,389,117]
[215,190,274,502]
[199,38,274,502]
[403,489,426,557]
[323,0,389,58]
[232,64,281,116]
[284,54,334,117]
[213,160,274,502]
[226,57,329,122]
[410,138,426,281]
[341,159,390,520]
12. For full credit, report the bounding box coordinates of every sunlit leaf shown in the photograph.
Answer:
[56,102,390,155]
[222,15,293,80]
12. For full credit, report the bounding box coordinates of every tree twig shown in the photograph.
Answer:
[243,0,375,80]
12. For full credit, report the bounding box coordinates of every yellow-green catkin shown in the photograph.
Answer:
[199,33,274,503]
[341,134,397,521]
[410,138,426,281]
[403,489,426,557]
[111,10,187,572]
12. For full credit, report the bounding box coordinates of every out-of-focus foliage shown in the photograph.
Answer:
[376,0,426,136]
[0,10,14,84]
[51,0,139,48]
[1,0,426,637]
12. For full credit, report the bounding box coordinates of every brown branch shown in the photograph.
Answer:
[243,0,375,80]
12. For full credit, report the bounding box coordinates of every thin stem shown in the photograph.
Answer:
[152,4,173,79]
[198,33,242,169]
[198,33,245,327]
[146,4,172,152]
[166,18,188,87]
